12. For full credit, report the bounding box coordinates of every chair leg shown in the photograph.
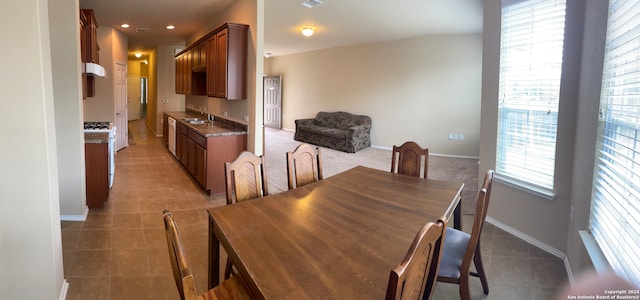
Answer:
[473,246,489,295]
[459,274,471,300]
[224,257,233,280]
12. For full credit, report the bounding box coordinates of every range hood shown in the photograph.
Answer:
[84,62,106,77]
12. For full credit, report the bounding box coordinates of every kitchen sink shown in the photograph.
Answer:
[183,117,209,124]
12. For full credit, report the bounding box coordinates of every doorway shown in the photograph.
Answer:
[140,77,147,118]
[127,76,148,120]
[264,75,282,129]
[127,75,141,120]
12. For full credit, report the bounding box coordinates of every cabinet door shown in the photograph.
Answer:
[194,143,206,188]
[199,42,207,69]
[213,29,228,98]
[206,36,217,97]
[85,143,109,209]
[175,56,181,93]
[185,52,192,95]
[180,131,189,166]
[176,123,186,161]
[186,137,196,175]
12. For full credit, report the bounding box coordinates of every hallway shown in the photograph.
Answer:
[63,119,225,299]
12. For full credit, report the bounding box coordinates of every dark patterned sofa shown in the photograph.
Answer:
[294,111,372,153]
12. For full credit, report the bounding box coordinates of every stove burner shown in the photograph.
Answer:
[84,122,111,130]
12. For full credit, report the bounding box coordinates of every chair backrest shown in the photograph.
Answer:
[478,169,494,236]
[163,210,199,300]
[224,151,269,205]
[460,187,490,276]
[286,143,323,190]
[391,141,429,179]
[386,219,446,300]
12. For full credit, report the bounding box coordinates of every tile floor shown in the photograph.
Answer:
[62,120,568,299]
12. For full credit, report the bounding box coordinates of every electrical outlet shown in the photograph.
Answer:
[244,115,249,122]
[224,112,228,117]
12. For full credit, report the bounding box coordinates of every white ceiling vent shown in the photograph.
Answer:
[136,28,151,33]
[300,0,323,8]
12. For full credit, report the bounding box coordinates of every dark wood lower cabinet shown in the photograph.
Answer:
[174,125,246,194]
[194,143,207,188]
[85,142,109,209]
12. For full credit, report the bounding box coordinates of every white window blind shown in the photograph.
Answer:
[591,0,640,287]
[497,0,566,190]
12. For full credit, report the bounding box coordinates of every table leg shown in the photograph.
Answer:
[208,217,220,289]
[454,196,462,230]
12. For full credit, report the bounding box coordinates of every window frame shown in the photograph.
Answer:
[495,0,568,197]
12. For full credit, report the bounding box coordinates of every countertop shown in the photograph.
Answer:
[165,111,248,137]
[84,132,109,144]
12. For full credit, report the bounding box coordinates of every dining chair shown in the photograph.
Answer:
[435,169,494,300]
[386,218,447,300]
[223,151,269,279]
[224,151,269,205]
[162,210,251,300]
[286,143,323,190]
[391,141,429,178]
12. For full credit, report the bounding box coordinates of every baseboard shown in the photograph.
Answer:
[59,279,69,300]
[486,216,575,285]
[60,206,88,221]
[430,152,480,160]
[371,145,479,159]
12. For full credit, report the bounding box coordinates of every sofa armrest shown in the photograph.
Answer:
[295,118,315,127]
[346,124,371,139]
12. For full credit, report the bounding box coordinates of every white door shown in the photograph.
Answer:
[264,76,282,129]
[127,75,141,121]
[115,61,128,151]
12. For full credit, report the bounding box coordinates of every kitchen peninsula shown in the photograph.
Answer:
[163,111,247,194]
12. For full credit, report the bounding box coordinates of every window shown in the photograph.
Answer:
[590,0,640,287]
[496,0,567,192]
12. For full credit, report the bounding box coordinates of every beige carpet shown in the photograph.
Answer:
[264,127,480,214]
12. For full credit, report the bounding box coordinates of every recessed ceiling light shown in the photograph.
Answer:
[121,24,130,28]
[300,0,323,8]
[135,53,142,58]
[166,25,175,30]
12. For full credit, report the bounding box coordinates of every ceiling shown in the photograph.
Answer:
[78,0,483,60]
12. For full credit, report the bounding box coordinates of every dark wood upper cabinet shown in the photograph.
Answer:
[81,9,99,64]
[80,9,99,98]
[176,22,248,100]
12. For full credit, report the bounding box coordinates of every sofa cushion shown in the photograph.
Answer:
[314,111,339,128]
[298,125,347,139]
[336,112,371,130]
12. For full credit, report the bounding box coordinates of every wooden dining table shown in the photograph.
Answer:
[207,165,464,299]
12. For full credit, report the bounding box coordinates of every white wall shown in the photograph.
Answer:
[0,0,65,298]
[49,0,88,218]
[155,45,185,135]
[265,34,483,157]
[84,26,127,122]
